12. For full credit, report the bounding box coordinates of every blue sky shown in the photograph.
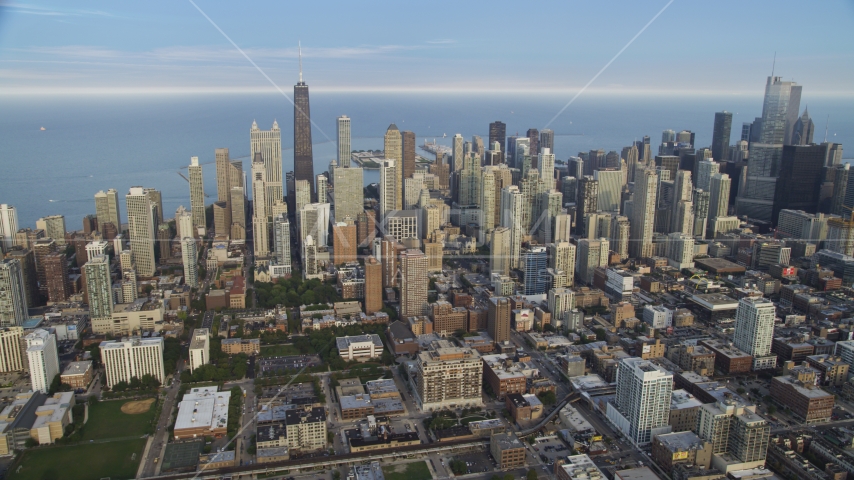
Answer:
[1,0,853,94]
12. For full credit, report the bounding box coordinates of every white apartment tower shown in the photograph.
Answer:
[538,148,556,190]
[273,214,292,270]
[188,156,206,235]
[338,116,351,167]
[175,206,194,240]
[0,259,27,327]
[25,329,59,394]
[733,297,777,370]
[36,215,66,246]
[0,204,19,252]
[607,357,673,446]
[500,186,524,269]
[93,190,121,233]
[548,242,576,287]
[333,167,364,222]
[0,327,24,372]
[100,337,165,388]
[631,168,659,258]
[250,120,283,212]
[181,238,198,288]
[126,187,156,277]
[83,255,113,321]
[188,328,210,373]
[412,343,483,411]
[380,159,400,219]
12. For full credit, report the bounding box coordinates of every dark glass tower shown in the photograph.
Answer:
[293,45,315,200]
[526,128,539,155]
[712,111,732,162]
[489,121,506,153]
[772,144,826,225]
[401,131,416,180]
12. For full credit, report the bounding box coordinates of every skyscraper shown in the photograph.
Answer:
[272,214,292,274]
[399,249,427,318]
[452,133,465,172]
[489,121,506,155]
[379,159,399,219]
[230,186,246,240]
[490,227,511,277]
[548,242,576,287]
[732,297,777,370]
[0,205,18,253]
[251,153,270,257]
[83,255,113,321]
[250,120,283,210]
[337,115,351,167]
[25,329,59,394]
[521,247,548,295]
[188,156,206,235]
[792,108,814,145]
[576,177,598,236]
[333,167,364,222]
[0,259,27,327]
[364,257,382,315]
[594,169,622,214]
[539,129,554,153]
[215,147,231,203]
[293,48,315,199]
[488,296,511,344]
[175,205,194,240]
[771,144,826,224]
[332,222,357,265]
[126,187,156,277]
[401,130,416,181]
[708,173,732,220]
[500,186,524,269]
[630,168,659,259]
[607,357,673,446]
[538,148,556,191]
[696,159,720,191]
[526,128,539,155]
[576,238,608,285]
[737,76,802,221]
[712,111,733,162]
[43,252,69,303]
[670,170,694,235]
[36,216,66,246]
[316,173,328,204]
[94,190,121,235]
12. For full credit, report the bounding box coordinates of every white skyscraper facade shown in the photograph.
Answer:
[733,297,778,370]
[0,259,27,327]
[83,255,113,321]
[380,159,399,219]
[252,153,270,257]
[188,156,206,234]
[607,357,673,446]
[334,167,364,222]
[181,238,198,288]
[0,205,19,252]
[126,187,156,277]
[25,329,59,394]
[100,337,165,388]
[250,120,283,211]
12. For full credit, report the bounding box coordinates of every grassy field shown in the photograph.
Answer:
[81,398,157,440]
[259,344,304,357]
[383,461,432,480]
[8,438,146,480]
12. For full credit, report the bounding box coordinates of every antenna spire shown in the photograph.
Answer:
[299,41,303,83]
[771,51,776,78]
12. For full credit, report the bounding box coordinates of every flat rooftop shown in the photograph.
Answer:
[654,431,706,451]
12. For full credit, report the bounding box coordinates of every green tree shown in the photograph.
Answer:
[527,469,538,480]
[538,390,557,405]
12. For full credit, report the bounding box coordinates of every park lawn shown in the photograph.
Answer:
[382,461,432,480]
[259,344,304,357]
[8,438,146,480]
[81,398,157,440]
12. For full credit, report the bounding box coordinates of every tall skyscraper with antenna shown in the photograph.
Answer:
[294,43,315,200]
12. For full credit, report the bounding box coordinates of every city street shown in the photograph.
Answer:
[142,359,185,477]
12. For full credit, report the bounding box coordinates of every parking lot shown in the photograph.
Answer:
[258,354,322,375]
[451,451,495,474]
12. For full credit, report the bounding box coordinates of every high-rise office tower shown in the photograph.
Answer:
[823,142,844,167]
[0,259,27,327]
[662,129,676,144]
[316,173,328,204]
[384,124,402,163]
[500,186,524,269]
[452,133,465,172]
[610,215,631,261]
[521,246,548,295]
[608,357,673,446]
[490,227,511,276]
[4,248,37,308]
[489,121,506,156]
[126,187,156,277]
[733,297,777,370]
[212,201,230,237]
[665,233,695,269]
[356,210,376,247]
[94,190,121,235]
[36,216,66,246]
[771,144,826,225]
[458,153,482,206]
[512,137,530,172]
[831,164,854,216]
[252,153,270,257]
[380,159,399,219]
[175,206,194,240]
[548,242,576,287]
[364,256,382,314]
[792,108,814,145]
[737,76,802,221]
[33,237,55,299]
[294,180,311,218]
[594,169,622,214]
[43,252,69,303]
[576,177,599,236]
[0,327,25,372]
[630,168,659,259]
[670,170,694,235]
[332,222,357,265]
[272,214,292,271]
[187,156,206,235]
[696,159,720,192]
[399,249,427,318]
[83,255,113,322]
[472,135,485,160]
[215,147,231,203]
[230,186,246,240]
[298,203,330,248]
[293,51,315,200]
[826,215,854,256]
[143,189,163,227]
[179,238,198,290]
[0,205,18,253]
[156,223,172,261]
[250,120,283,210]
[334,167,364,222]
[623,145,640,183]
[712,111,733,162]
[576,238,608,285]
[337,115,351,167]
[537,190,563,244]
[526,128,539,155]
[488,296,511,344]
[402,130,416,181]
[25,329,59,394]
[708,173,732,220]
[538,148,556,191]
[540,129,554,154]
[693,189,710,238]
